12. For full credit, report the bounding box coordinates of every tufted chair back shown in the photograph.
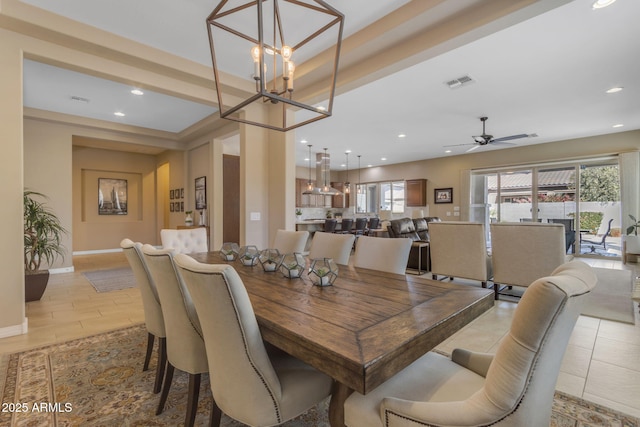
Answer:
[160,228,208,254]
[344,261,597,427]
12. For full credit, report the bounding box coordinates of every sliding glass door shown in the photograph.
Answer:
[471,159,620,258]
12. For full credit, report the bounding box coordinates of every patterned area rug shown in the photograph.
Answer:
[1,325,638,426]
[82,267,136,293]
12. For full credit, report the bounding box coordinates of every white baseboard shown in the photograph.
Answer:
[0,318,28,338]
[72,248,123,255]
[50,266,74,275]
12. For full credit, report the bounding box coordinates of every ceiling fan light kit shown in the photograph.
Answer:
[207,0,344,132]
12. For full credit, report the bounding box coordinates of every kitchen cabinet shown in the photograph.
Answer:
[331,182,350,208]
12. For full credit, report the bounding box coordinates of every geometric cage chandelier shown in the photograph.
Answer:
[206,0,344,132]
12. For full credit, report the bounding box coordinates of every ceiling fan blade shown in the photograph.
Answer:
[491,133,529,143]
[443,142,476,148]
[466,145,481,152]
[491,141,516,147]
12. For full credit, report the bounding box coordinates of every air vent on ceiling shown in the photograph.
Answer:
[445,75,475,89]
[70,95,90,103]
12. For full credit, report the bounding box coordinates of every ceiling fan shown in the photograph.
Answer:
[447,117,532,152]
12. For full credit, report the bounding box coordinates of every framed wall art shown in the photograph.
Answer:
[98,178,128,215]
[434,187,453,204]
[195,176,207,210]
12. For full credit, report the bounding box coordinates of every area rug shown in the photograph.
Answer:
[1,326,639,427]
[583,268,635,324]
[82,267,136,293]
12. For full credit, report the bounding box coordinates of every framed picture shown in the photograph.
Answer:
[170,190,174,200]
[180,201,184,212]
[434,187,453,204]
[180,188,184,199]
[170,202,175,212]
[195,176,207,210]
[98,178,128,215]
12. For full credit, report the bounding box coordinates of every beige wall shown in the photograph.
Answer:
[72,145,158,250]
[0,29,26,332]
[299,130,640,219]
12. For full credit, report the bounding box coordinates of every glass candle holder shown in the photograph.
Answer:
[259,249,282,272]
[238,245,260,266]
[279,253,305,279]
[309,258,338,286]
[219,242,240,261]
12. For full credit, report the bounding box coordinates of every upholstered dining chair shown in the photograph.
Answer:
[343,260,597,427]
[173,254,334,427]
[339,218,354,234]
[353,235,412,274]
[351,217,369,236]
[308,231,355,265]
[429,221,492,288]
[272,229,309,254]
[491,222,570,299]
[141,245,210,427]
[160,228,208,254]
[120,238,166,394]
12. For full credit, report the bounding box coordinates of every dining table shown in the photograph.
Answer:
[190,252,494,427]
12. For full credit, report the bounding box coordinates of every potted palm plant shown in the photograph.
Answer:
[625,214,640,255]
[24,190,67,301]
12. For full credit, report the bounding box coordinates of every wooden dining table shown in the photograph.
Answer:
[190,252,494,427]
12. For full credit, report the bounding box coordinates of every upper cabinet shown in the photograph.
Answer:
[406,179,427,207]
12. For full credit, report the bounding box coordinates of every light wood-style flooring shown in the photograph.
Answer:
[1,253,638,418]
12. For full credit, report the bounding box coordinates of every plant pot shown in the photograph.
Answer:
[626,235,640,254]
[25,270,50,302]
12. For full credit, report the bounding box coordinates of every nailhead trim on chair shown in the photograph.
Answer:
[184,268,282,424]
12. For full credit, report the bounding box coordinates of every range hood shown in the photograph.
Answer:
[303,151,343,196]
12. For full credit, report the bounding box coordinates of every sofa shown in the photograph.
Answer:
[387,217,432,272]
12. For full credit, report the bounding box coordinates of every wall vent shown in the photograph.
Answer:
[445,75,475,89]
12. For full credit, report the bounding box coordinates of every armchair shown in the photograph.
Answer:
[491,222,569,299]
[343,260,597,427]
[429,221,492,288]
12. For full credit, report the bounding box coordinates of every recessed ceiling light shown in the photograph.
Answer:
[381,157,387,161]
[131,89,144,96]
[606,87,623,93]
[345,149,351,153]
[340,163,346,167]
[592,0,616,9]
[445,150,452,153]
[613,124,624,128]
[367,164,373,168]
[398,134,406,138]
[304,157,310,161]
[301,139,308,144]
[114,112,125,117]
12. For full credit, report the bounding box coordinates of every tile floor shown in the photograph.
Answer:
[1,253,639,418]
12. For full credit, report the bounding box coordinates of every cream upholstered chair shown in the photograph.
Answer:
[173,254,334,427]
[272,229,309,254]
[120,239,166,394]
[429,221,492,288]
[141,245,209,427]
[160,228,208,253]
[344,260,597,427]
[308,232,355,265]
[353,235,412,274]
[491,222,570,299]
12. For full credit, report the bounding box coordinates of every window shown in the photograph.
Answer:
[356,181,405,214]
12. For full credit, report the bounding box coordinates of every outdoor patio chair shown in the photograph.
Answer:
[582,218,614,252]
